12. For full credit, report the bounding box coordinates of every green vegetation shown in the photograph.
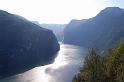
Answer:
[72,42,124,82]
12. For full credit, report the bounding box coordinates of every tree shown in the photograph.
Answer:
[73,49,106,82]
[72,42,124,82]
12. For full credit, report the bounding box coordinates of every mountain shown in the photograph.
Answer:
[0,10,60,78]
[63,7,124,50]
[40,24,66,41]
[63,19,87,41]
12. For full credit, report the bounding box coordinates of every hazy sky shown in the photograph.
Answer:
[0,0,124,24]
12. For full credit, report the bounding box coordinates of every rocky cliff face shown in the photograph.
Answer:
[63,7,124,50]
[0,10,60,78]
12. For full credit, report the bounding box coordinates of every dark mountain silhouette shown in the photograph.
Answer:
[0,10,60,79]
[63,7,124,50]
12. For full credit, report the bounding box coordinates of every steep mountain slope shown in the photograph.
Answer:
[63,7,124,50]
[0,10,60,78]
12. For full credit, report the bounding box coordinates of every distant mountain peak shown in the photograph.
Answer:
[105,7,121,10]
[63,7,124,50]
[0,9,9,16]
[96,7,124,18]
[103,7,123,12]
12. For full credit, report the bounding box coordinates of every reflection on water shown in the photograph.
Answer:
[0,44,87,82]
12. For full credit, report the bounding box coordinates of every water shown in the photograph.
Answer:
[0,44,87,82]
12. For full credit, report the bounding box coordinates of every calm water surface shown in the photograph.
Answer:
[0,44,87,82]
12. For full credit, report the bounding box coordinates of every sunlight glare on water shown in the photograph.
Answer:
[0,44,87,82]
